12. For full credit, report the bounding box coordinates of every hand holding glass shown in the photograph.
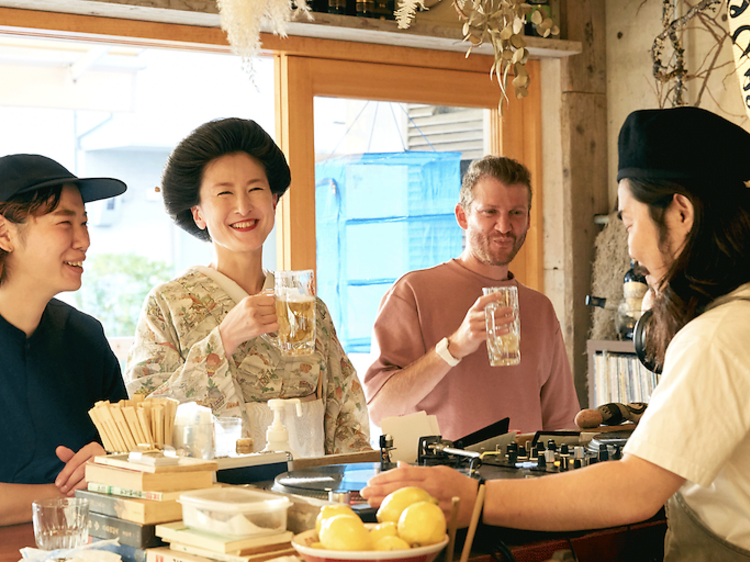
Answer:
[274,270,316,356]
[32,497,89,550]
[483,286,521,366]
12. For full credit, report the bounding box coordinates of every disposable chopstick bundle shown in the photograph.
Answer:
[88,397,178,453]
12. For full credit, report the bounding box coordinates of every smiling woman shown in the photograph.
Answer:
[0,154,128,526]
[125,118,371,458]
[190,152,279,267]
[10,186,91,298]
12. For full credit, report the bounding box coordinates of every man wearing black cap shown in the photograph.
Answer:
[0,154,128,526]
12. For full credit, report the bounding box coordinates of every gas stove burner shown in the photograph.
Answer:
[271,462,380,502]
[586,430,631,456]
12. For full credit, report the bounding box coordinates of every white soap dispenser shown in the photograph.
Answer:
[263,398,303,458]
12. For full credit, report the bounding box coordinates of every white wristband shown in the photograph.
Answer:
[436,337,461,367]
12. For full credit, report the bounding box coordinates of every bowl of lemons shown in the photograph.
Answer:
[292,487,448,562]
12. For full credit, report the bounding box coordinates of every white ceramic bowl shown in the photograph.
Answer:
[292,527,449,562]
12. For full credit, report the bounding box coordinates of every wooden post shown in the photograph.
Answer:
[559,0,609,408]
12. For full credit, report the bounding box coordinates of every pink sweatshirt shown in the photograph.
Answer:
[364,259,580,441]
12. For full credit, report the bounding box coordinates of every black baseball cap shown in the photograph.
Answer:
[0,154,127,203]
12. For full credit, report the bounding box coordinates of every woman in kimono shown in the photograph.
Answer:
[363,107,750,560]
[125,118,370,457]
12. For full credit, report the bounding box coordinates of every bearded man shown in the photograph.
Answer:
[363,156,579,440]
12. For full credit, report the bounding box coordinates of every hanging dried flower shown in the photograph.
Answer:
[217,0,313,74]
[395,0,558,110]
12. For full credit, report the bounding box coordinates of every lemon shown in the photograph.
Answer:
[315,504,356,536]
[373,535,411,551]
[369,521,397,543]
[319,514,373,551]
[310,542,325,549]
[397,501,447,547]
[376,486,437,523]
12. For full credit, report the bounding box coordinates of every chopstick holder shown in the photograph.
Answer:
[459,482,486,562]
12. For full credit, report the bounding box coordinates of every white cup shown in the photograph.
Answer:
[483,286,521,366]
[173,423,214,459]
[214,416,242,457]
[32,497,89,551]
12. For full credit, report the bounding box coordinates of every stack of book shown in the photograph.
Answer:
[81,454,218,555]
[147,522,295,562]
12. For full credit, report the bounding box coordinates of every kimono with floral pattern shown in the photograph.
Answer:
[124,268,371,454]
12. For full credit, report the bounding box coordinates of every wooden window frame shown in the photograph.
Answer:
[0,7,543,290]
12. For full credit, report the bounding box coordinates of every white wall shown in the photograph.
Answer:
[605,0,748,206]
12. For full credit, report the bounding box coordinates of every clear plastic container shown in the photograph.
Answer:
[179,487,291,537]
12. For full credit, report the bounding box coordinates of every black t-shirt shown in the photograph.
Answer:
[0,299,127,484]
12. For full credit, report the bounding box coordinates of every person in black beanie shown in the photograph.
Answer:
[0,154,128,526]
[362,107,750,561]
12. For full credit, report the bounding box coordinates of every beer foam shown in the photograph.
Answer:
[277,290,315,303]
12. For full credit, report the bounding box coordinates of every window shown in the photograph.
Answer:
[1,16,544,375]
[314,99,489,354]
[0,36,276,354]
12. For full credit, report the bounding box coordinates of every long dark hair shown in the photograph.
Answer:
[162,118,291,242]
[626,177,750,370]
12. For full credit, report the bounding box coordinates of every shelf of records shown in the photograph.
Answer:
[586,339,660,408]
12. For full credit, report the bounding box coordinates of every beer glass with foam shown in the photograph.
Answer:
[483,286,521,366]
[274,270,316,356]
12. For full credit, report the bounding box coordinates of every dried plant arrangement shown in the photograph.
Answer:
[217,0,313,74]
[650,0,732,108]
[216,0,558,110]
[396,0,559,109]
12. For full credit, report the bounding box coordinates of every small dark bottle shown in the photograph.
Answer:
[617,259,649,340]
[525,0,551,37]
[327,0,347,14]
[356,0,375,17]
[371,0,394,19]
[623,259,647,295]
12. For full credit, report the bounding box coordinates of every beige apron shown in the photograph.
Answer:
[195,266,326,459]
[664,492,750,561]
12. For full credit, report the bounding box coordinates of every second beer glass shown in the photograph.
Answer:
[483,286,521,366]
[274,270,316,356]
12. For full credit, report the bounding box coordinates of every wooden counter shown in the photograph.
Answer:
[0,523,35,562]
[0,515,665,562]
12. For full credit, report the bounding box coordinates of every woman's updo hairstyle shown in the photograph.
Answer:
[161,118,291,241]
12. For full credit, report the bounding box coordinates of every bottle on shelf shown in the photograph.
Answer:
[615,260,648,340]
[525,0,551,37]
[326,0,346,15]
[586,260,649,341]
[356,0,375,17]
[371,0,395,20]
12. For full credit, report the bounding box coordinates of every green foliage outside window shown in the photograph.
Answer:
[75,253,172,337]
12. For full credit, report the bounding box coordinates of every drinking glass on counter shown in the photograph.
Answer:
[32,497,89,550]
[274,270,316,356]
[483,286,521,366]
[214,416,243,457]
